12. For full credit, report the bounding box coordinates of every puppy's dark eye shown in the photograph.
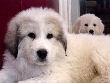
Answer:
[28,32,36,39]
[84,24,88,26]
[47,33,53,39]
[93,24,96,26]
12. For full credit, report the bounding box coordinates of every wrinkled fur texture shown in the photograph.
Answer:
[1,8,110,83]
[73,14,104,35]
[66,34,110,83]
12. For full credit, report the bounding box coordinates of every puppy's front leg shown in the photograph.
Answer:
[18,74,71,83]
[0,69,18,83]
[18,77,57,83]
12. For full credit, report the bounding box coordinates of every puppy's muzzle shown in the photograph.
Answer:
[37,49,48,60]
[89,29,94,35]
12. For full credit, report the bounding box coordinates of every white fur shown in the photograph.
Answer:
[73,14,104,35]
[0,8,71,83]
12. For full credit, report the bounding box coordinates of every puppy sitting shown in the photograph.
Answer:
[72,14,104,35]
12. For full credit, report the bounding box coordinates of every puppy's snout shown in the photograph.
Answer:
[37,49,48,60]
[89,29,94,34]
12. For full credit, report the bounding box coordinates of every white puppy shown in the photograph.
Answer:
[0,8,72,83]
[19,34,110,83]
[73,14,104,35]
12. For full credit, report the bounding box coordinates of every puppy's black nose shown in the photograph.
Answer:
[37,49,47,59]
[89,30,94,34]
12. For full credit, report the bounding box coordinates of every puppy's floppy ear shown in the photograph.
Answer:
[98,18,104,34]
[62,35,67,52]
[5,19,19,58]
[72,18,81,34]
[57,33,67,55]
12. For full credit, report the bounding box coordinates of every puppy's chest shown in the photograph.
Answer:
[19,66,52,81]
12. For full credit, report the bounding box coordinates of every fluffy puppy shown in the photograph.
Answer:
[72,14,104,35]
[19,33,110,83]
[0,8,72,83]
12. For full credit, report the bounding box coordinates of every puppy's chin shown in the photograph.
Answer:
[34,60,48,66]
[35,62,48,66]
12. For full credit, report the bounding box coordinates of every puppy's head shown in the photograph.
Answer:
[5,8,67,65]
[73,14,104,35]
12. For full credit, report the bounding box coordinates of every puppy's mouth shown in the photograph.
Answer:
[34,58,48,65]
[38,58,47,62]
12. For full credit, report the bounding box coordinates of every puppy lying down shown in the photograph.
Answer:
[19,33,110,83]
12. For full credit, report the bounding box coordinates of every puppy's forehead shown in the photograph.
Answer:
[44,17,63,33]
[45,17,61,24]
[16,13,64,37]
[18,18,40,35]
[81,16,99,24]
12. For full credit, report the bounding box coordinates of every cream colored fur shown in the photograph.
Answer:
[73,14,104,35]
[20,33,110,83]
[66,34,110,83]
